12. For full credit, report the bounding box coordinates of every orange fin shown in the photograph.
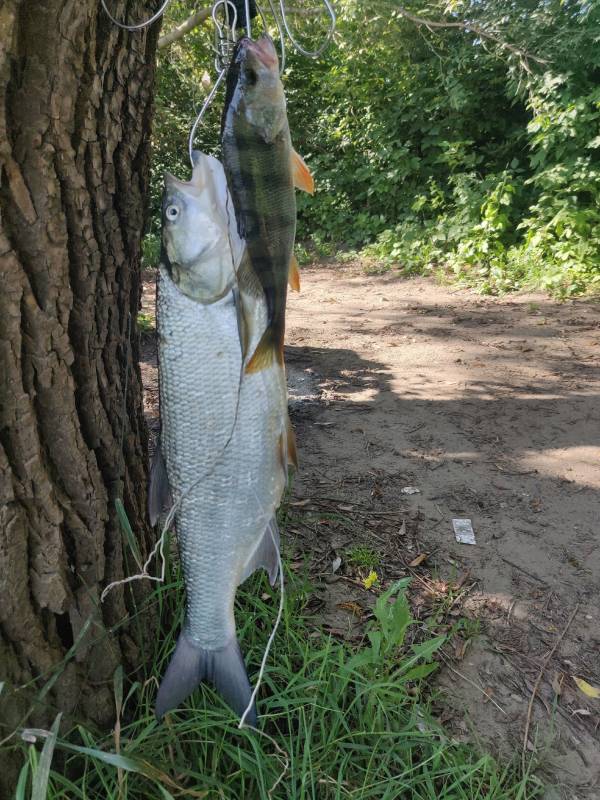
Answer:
[245,328,284,374]
[286,414,298,469]
[288,253,301,292]
[291,149,314,195]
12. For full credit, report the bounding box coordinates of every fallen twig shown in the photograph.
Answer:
[522,603,579,772]
[500,556,548,585]
[440,654,507,716]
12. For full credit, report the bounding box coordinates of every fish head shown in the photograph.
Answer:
[161,153,236,303]
[231,35,287,142]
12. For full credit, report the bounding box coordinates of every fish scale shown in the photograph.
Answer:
[157,264,287,653]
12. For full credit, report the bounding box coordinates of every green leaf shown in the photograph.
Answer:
[410,635,446,660]
[397,662,439,683]
[32,712,62,800]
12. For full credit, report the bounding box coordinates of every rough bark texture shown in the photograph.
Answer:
[0,0,159,782]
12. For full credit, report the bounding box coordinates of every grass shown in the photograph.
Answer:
[137,312,155,335]
[346,546,380,571]
[5,547,544,799]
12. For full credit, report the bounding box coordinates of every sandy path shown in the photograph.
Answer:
[141,263,599,797]
[284,263,600,799]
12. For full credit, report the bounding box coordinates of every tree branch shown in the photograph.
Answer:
[395,4,548,74]
[158,8,211,49]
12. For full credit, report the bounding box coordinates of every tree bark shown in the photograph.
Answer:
[0,0,159,782]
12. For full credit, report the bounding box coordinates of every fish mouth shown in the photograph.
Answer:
[239,35,278,69]
[164,152,205,196]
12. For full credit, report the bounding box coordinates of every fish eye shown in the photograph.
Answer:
[244,67,258,86]
[165,204,180,220]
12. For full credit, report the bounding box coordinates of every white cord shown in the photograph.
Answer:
[239,521,284,727]
[100,502,172,602]
[100,0,172,31]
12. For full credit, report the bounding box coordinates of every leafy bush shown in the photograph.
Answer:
[149,0,600,295]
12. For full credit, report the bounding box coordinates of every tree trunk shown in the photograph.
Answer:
[0,0,159,780]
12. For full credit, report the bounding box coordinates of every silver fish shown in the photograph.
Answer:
[150,151,292,724]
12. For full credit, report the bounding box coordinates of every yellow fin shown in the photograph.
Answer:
[277,432,287,476]
[289,253,301,292]
[286,414,298,469]
[245,329,284,374]
[291,149,314,195]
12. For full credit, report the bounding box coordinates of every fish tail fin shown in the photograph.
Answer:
[156,632,256,726]
[245,326,284,374]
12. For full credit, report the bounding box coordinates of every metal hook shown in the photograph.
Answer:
[188,69,227,167]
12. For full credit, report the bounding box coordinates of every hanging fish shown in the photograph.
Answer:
[221,34,313,374]
[150,151,293,725]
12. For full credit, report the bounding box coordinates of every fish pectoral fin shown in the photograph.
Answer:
[286,414,298,469]
[148,444,172,527]
[288,253,301,292]
[239,518,280,586]
[245,328,284,374]
[291,148,315,195]
[156,631,256,726]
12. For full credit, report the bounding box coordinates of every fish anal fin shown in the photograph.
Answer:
[156,631,256,726]
[291,149,314,195]
[239,519,280,586]
[148,444,171,526]
[245,328,284,374]
[288,253,301,292]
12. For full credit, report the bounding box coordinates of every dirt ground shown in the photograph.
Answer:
[141,263,600,799]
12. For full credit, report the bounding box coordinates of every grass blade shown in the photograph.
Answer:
[115,497,143,569]
[31,712,62,800]
[15,759,30,800]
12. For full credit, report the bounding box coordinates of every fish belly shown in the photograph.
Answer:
[157,266,286,650]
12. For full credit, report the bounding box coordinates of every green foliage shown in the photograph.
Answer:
[9,568,543,799]
[347,545,379,570]
[285,0,600,295]
[149,0,600,300]
[136,312,155,335]
[141,232,161,268]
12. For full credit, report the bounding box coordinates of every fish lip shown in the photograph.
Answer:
[164,156,204,196]
[238,35,278,69]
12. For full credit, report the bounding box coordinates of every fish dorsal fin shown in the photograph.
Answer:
[288,253,301,292]
[291,149,314,195]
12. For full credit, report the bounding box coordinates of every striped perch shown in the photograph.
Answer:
[221,35,313,373]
